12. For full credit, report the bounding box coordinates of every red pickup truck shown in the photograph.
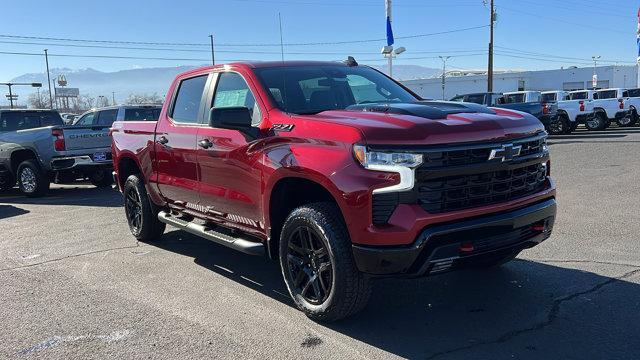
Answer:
[112,59,556,321]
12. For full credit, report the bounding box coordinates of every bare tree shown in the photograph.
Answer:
[27,91,51,109]
[125,92,163,105]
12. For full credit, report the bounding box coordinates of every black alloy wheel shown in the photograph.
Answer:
[125,186,143,233]
[286,226,334,305]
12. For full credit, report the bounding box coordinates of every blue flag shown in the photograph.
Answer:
[386,16,394,46]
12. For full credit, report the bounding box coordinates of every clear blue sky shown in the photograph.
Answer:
[0,0,638,82]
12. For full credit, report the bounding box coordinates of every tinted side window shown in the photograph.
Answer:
[76,112,96,125]
[465,94,486,105]
[171,75,208,123]
[96,109,118,126]
[0,111,63,131]
[213,72,261,125]
[124,108,161,121]
[625,89,640,97]
[597,90,617,99]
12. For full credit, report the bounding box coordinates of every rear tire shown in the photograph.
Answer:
[123,174,165,242]
[17,160,49,197]
[279,202,372,322]
[89,169,114,188]
[586,112,608,131]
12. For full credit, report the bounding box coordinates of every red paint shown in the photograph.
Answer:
[112,62,556,247]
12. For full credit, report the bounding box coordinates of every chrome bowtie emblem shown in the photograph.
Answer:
[488,144,522,162]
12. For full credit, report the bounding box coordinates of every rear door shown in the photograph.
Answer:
[196,71,264,224]
[155,73,210,205]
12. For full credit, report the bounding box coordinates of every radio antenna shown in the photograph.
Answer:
[278,12,289,114]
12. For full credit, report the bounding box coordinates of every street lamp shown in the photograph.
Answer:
[381,46,406,79]
[0,82,42,109]
[439,56,452,100]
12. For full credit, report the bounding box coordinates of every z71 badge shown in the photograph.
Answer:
[271,124,295,132]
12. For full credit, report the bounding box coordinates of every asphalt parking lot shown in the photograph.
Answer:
[1,127,639,359]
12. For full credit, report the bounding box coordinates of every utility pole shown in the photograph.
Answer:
[209,35,215,66]
[439,56,451,100]
[44,49,53,109]
[112,91,116,105]
[1,83,42,109]
[487,0,495,92]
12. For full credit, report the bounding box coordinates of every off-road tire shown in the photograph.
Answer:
[123,174,165,242]
[547,114,570,135]
[617,109,638,127]
[279,202,372,322]
[17,160,49,197]
[586,112,608,131]
[90,169,114,188]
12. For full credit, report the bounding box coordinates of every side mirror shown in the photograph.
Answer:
[209,106,252,130]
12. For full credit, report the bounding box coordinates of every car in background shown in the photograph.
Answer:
[0,109,113,196]
[619,88,640,127]
[59,113,78,125]
[451,91,558,131]
[590,88,632,131]
[73,105,162,126]
[541,90,596,134]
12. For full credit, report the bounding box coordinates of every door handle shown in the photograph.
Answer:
[198,138,213,149]
[158,135,169,145]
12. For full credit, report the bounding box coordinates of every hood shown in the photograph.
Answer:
[303,101,544,145]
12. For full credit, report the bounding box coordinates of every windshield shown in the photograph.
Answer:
[124,107,161,121]
[254,65,417,115]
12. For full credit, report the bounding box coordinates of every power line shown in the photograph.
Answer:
[0,25,489,48]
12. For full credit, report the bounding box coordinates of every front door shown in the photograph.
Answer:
[196,71,264,226]
[155,73,210,206]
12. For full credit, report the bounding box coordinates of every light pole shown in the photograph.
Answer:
[439,56,451,100]
[44,49,53,109]
[0,83,41,109]
[381,46,406,79]
[592,55,601,89]
[112,92,116,106]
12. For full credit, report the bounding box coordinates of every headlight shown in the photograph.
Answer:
[353,145,423,194]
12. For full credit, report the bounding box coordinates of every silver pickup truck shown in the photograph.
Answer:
[0,109,113,197]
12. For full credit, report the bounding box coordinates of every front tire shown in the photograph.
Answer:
[547,115,570,135]
[586,112,608,131]
[279,202,372,322]
[123,174,165,242]
[17,160,49,197]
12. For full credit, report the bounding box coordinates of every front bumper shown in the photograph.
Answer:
[352,198,556,277]
[51,155,112,171]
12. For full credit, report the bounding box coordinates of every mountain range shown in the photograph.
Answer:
[7,64,440,105]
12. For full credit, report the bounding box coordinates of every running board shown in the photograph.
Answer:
[157,211,265,256]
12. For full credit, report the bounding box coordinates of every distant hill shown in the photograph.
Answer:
[7,64,439,105]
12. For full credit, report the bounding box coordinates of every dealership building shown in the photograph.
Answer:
[401,65,638,100]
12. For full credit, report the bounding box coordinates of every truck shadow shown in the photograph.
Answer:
[152,230,640,359]
[0,205,29,219]
[0,185,122,208]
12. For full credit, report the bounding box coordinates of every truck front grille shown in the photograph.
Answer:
[370,134,549,225]
[415,163,547,213]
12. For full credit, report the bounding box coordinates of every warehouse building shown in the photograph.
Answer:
[401,65,638,100]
